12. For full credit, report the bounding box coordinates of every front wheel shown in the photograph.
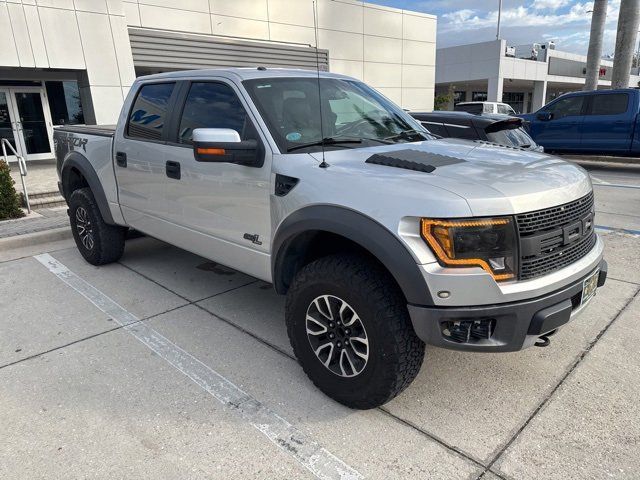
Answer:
[285,254,425,409]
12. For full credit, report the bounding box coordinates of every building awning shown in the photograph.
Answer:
[128,27,329,73]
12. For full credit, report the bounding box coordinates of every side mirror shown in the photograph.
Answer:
[192,128,262,167]
[536,112,553,121]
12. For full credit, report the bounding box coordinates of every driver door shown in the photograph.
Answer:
[161,79,272,279]
[533,95,585,151]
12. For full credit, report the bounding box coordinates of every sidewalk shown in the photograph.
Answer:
[0,207,69,239]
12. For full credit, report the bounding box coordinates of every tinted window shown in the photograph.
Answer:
[497,104,515,115]
[45,81,84,125]
[472,92,487,101]
[487,127,535,148]
[178,82,252,144]
[446,123,479,140]
[590,93,629,116]
[546,96,584,119]
[455,103,483,114]
[420,121,448,137]
[127,83,174,141]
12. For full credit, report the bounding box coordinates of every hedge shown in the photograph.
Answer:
[0,159,25,220]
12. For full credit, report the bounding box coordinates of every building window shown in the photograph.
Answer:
[453,91,466,105]
[503,92,524,114]
[45,81,84,125]
[472,91,487,102]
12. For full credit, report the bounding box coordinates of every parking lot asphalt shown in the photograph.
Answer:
[1,168,639,480]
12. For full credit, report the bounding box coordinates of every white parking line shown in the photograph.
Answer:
[34,253,363,480]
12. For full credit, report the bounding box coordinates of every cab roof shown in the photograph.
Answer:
[134,67,356,84]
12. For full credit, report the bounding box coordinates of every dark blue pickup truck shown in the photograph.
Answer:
[520,88,640,155]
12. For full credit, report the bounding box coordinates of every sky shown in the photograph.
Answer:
[367,0,624,56]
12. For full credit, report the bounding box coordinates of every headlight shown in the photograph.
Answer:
[420,217,517,281]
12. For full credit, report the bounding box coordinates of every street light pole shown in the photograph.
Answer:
[496,0,503,40]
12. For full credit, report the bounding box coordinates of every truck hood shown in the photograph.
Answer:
[309,138,591,216]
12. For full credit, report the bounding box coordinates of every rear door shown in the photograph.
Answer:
[114,81,178,225]
[530,95,586,151]
[580,91,633,153]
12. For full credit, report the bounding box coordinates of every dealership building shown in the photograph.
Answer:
[436,39,640,114]
[0,0,436,163]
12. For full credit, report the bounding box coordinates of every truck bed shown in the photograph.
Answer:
[55,125,116,137]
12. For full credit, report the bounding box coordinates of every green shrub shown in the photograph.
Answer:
[0,160,25,220]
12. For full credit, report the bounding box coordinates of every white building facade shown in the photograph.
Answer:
[436,39,640,114]
[0,0,436,162]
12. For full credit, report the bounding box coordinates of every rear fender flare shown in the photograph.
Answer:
[61,151,115,225]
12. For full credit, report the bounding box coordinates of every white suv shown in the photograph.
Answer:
[455,101,517,115]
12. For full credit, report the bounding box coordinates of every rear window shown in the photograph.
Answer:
[419,121,448,137]
[127,83,175,141]
[487,127,535,148]
[446,123,479,140]
[589,93,629,116]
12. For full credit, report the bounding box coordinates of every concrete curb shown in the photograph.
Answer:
[568,159,640,171]
[559,155,640,165]
[0,227,72,251]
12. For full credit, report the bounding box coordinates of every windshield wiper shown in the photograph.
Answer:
[384,129,429,142]
[286,137,362,152]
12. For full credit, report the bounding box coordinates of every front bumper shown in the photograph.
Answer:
[408,259,607,352]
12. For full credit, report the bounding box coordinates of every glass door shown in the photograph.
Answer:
[0,90,19,162]
[10,88,54,161]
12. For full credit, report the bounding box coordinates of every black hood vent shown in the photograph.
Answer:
[365,149,465,173]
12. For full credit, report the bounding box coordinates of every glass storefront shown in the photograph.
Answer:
[0,80,84,161]
[45,81,84,126]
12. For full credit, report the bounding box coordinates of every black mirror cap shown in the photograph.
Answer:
[193,139,263,167]
[537,112,553,121]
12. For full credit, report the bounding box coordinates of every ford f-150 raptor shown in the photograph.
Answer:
[54,68,606,409]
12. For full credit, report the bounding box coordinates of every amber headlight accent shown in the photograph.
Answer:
[420,217,517,281]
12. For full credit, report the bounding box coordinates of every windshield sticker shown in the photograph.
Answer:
[286,132,302,142]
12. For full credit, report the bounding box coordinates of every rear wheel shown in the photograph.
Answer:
[68,188,126,265]
[286,254,425,409]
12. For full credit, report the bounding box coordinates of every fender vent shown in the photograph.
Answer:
[365,149,465,173]
[275,174,299,197]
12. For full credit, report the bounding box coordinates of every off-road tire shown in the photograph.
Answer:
[68,187,126,265]
[286,253,426,409]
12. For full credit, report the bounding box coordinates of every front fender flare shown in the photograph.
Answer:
[272,205,433,306]
[61,151,115,225]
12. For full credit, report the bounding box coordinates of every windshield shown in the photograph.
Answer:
[487,126,536,148]
[243,77,431,153]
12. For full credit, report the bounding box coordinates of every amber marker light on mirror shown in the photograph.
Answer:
[420,217,517,281]
[197,147,226,155]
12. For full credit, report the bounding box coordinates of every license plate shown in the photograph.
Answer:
[581,269,599,307]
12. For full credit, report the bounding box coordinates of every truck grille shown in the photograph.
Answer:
[516,192,596,280]
[516,191,594,235]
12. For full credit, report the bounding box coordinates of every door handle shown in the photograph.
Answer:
[116,151,127,167]
[166,160,181,180]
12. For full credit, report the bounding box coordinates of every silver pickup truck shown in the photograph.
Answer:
[54,68,606,409]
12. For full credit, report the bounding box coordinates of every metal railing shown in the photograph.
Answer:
[1,138,30,214]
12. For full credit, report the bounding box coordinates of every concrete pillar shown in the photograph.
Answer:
[487,76,503,102]
[584,0,608,91]
[612,0,640,88]
[531,80,547,111]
